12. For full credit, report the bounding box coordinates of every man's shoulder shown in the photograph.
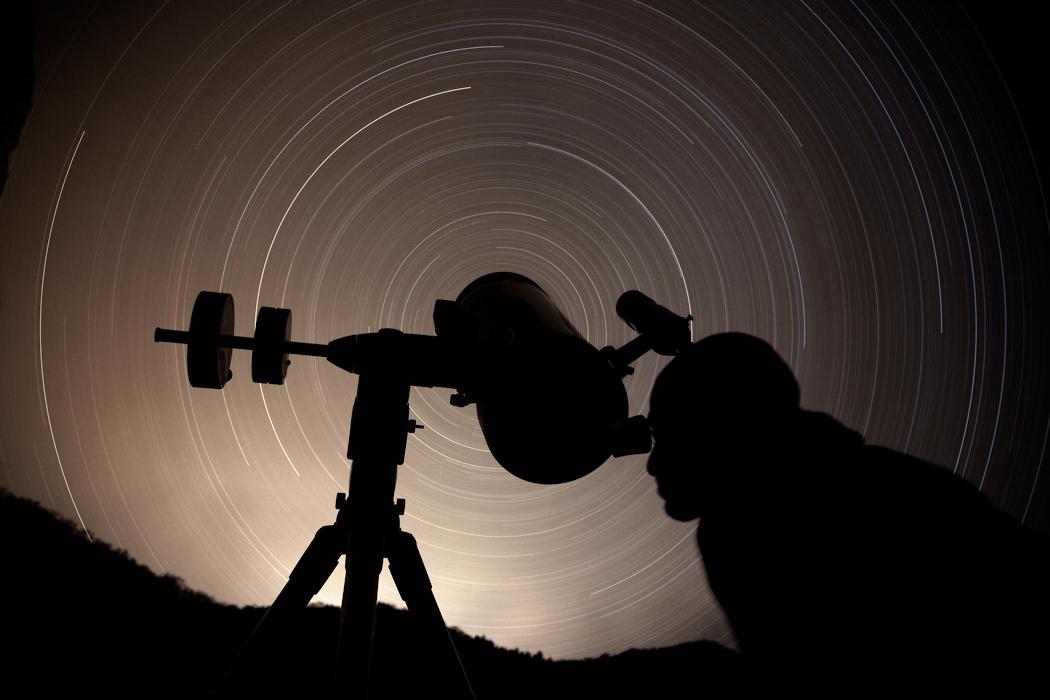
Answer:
[857,444,980,496]
[855,444,1030,536]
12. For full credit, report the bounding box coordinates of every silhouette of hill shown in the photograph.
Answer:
[0,488,743,698]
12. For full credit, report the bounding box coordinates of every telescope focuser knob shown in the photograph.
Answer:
[611,415,653,457]
[450,392,473,407]
[601,346,636,377]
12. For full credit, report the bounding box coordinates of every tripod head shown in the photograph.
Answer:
[154,273,692,483]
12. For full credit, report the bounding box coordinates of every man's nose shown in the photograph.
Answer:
[646,447,662,476]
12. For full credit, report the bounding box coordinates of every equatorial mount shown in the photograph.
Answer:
[154,274,692,698]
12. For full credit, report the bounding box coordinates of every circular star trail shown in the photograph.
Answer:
[1,0,1047,659]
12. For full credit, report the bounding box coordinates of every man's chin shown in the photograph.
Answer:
[663,499,700,521]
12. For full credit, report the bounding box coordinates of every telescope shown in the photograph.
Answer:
[154,272,691,697]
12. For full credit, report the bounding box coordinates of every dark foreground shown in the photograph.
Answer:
[0,489,743,698]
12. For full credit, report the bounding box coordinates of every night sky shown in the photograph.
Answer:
[1,1,1047,659]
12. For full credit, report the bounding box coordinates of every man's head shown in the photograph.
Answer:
[646,332,801,520]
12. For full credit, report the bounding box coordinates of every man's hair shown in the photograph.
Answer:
[650,332,800,423]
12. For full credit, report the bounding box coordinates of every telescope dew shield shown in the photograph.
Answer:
[451,273,629,484]
[187,291,235,389]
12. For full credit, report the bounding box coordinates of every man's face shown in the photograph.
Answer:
[644,332,799,521]
[646,410,705,521]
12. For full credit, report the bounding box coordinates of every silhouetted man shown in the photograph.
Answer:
[646,332,1048,693]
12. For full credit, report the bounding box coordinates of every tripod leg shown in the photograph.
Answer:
[215,522,346,695]
[388,529,476,700]
[336,459,397,697]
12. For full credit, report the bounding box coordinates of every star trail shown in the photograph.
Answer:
[0,0,1046,660]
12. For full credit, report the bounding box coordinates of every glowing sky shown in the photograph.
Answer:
[1,0,1047,659]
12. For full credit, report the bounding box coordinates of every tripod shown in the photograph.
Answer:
[216,368,474,699]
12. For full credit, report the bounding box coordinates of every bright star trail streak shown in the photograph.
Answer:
[37,129,89,540]
[1,0,1047,660]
